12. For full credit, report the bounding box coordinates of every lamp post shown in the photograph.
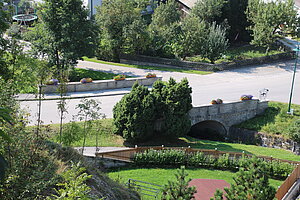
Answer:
[287,43,300,115]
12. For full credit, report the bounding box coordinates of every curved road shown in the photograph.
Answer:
[21,59,300,125]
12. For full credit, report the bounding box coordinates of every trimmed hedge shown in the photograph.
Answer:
[133,149,294,180]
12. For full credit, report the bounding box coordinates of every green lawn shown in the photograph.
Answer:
[69,68,119,82]
[186,45,284,63]
[237,101,300,137]
[107,167,283,198]
[82,57,212,75]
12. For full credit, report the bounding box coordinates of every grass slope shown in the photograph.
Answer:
[82,57,212,75]
[237,101,300,137]
[42,118,300,162]
[69,68,118,82]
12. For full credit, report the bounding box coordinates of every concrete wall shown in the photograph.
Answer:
[189,99,269,134]
[41,76,162,94]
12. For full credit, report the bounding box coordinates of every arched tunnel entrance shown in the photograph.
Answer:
[188,120,227,141]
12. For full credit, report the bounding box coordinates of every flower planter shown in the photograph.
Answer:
[114,77,126,81]
[146,75,156,78]
[80,78,93,84]
[46,79,59,85]
[240,95,253,101]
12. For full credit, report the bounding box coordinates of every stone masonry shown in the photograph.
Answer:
[189,99,269,134]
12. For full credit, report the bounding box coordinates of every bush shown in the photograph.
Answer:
[113,78,192,142]
[133,149,294,180]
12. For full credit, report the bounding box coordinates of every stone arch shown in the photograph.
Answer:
[188,120,227,141]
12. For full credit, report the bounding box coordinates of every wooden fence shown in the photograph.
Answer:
[275,164,300,200]
[95,146,300,165]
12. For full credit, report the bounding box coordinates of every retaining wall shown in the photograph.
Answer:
[41,76,162,94]
[120,51,294,71]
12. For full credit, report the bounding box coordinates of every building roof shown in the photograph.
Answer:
[188,179,230,200]
[177,0,198,9]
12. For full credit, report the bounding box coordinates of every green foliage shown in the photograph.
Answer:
[96,0,145,61]
[203,22,229,63]
[162,166,196,200]
[133,149,294,180]
[246,0,297,51]
[58,122,83,146]
[68,68,118,82]
[113,78,192,142]
[172,16,207,59]
[49,162,92,200]
[288,119,300,143]
[190,0,226,23]
[113,82,155,141]
[148,0,181,58]
[28,0,96,75]
[212,158,276,200]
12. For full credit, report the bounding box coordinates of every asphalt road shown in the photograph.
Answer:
[21,59,300,126]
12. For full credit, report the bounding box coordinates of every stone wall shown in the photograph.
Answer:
[189,99,269,133]
[41,76,162,94]
[229,127,300,155]
[120,52,294,71]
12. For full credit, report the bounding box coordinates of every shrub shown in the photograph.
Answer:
[133,149,294,180]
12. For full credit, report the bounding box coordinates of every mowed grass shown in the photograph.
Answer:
[82,57,212,75]
[186,45,284,63]
[107,168,283,196]
[69,68,118,82]
[237,101,300,137]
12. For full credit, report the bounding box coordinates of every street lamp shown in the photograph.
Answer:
[287,43,300,115]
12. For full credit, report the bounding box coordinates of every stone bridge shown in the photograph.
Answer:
[188,99,268,140]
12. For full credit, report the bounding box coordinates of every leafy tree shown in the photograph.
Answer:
[211,157,276,200]
[113,82,155,142]
[0,1,9,79]
[162,166,197,200]
[29,0,96,77]
[190,0,226,23]
[246,0,296,52]
[203,22,228,63]
[96,0,146,61]
[173,16,207,59]
[148,0,181,57]
[221,0,251,42]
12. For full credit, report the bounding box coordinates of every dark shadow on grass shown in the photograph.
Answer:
[123,135,252,155]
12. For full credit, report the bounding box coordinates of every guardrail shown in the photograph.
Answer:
[127,179,162,199]
[275,164,300,200]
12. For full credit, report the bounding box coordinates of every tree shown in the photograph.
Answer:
[148,0,181,57]
[0,1,9,79]
[211,157,276,200]
[113,82,155,142]
[246,0,297,52]
[152,78,192,137]
[203,22,228,63]
[113,78,192,142]
[288,119,300,143]
[190,0,226,23]
[75,99,103,154]
[96,0,146,61]
[173,16,207,59]
[30,0,96,77]
[162,166,197,200]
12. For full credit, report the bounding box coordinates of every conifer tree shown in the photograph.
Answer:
[162,166,197,200]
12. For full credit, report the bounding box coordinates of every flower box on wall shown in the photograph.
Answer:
[146,73,156,78]
[240,95,253,101]
[114,75,126,81]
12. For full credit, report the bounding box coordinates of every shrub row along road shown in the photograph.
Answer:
[21,59,300,125]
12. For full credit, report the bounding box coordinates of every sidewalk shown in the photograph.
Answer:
[73,147,132,157]
[280,37,300,51]
[16,87,133,101]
